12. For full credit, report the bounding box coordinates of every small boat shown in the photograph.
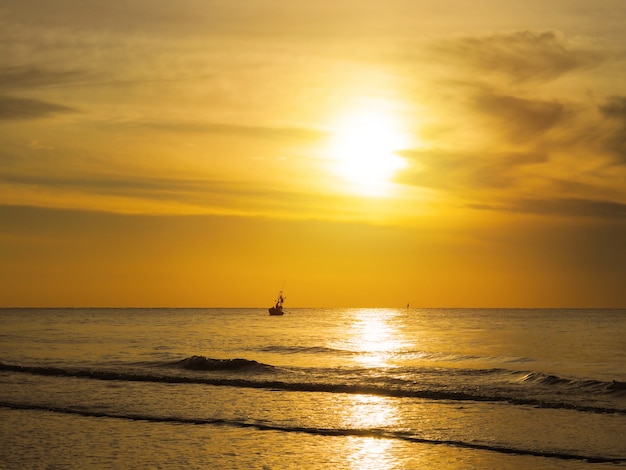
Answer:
[268,291,285,316]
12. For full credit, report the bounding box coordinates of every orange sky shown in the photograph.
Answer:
[1,0,625,307]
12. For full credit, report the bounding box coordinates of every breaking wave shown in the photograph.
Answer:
[516,371,626,394]
[171,355,274,372]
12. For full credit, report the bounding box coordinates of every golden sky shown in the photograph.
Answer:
[1,0,625,307]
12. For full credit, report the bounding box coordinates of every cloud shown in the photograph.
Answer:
[600,96,626,119]
[472,88,570,142]
[399,149,548,191]
[468,197,626,220]
[0,95,77,120]
[130,119,326,141]
[0,171,336,218]
[0,66,85,90]
[432,30,607,82]
[599,95,626,163]
[0,67,82,120]
[0,172,244,201]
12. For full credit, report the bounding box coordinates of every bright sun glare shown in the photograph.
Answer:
[328,102,409,197]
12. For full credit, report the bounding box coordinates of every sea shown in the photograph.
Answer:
[0,308,624,469]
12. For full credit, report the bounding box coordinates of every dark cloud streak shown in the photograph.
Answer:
[472,89,570,142]
[599,95,626,163]
[130,119,326,141]
[432,30,607,82]
[0,66,86,90]
[0,95,76,120]
[0,66,82,121]
[0,172,328,216]
[468,197,626,220]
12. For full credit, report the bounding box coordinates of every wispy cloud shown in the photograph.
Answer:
[399,149,547,191]
[0,95,76,120]
[471,88,571,143]
[0,66,81,120]
[431,30,608,83]
[396,27,626,222]
[468,197,626,220]
[599,95,626,163]
[0,171,356,219]
[130,119,326,141]
[0,66,86,90]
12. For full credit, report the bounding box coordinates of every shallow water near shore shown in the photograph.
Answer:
[1,308,625,468]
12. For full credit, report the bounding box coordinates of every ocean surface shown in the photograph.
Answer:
[0,308,624,469]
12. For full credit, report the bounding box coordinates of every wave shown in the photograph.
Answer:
[404,366,625,395]
[249,344,535,364]
[516,371,626,394]
[1,361,623,415]
[170,355,274,372]
[256,346,535,365]
[519,372,570,386]
[0,400,623,464]
[253,345,355,355]
[608,380,626,391]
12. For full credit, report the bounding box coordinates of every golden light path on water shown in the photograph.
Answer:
[348,308,409,367]
[341,309,409,469]
[347,437,396,470]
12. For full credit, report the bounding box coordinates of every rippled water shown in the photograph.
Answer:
[1,308,625,468]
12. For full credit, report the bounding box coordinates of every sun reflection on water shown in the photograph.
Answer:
[347,308,407,367]
[347,394,397,429]
[347,437,396,470]
[341,309,407,469]
[341,394,400,470]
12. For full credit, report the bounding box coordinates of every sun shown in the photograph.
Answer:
[327,102,409,197]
